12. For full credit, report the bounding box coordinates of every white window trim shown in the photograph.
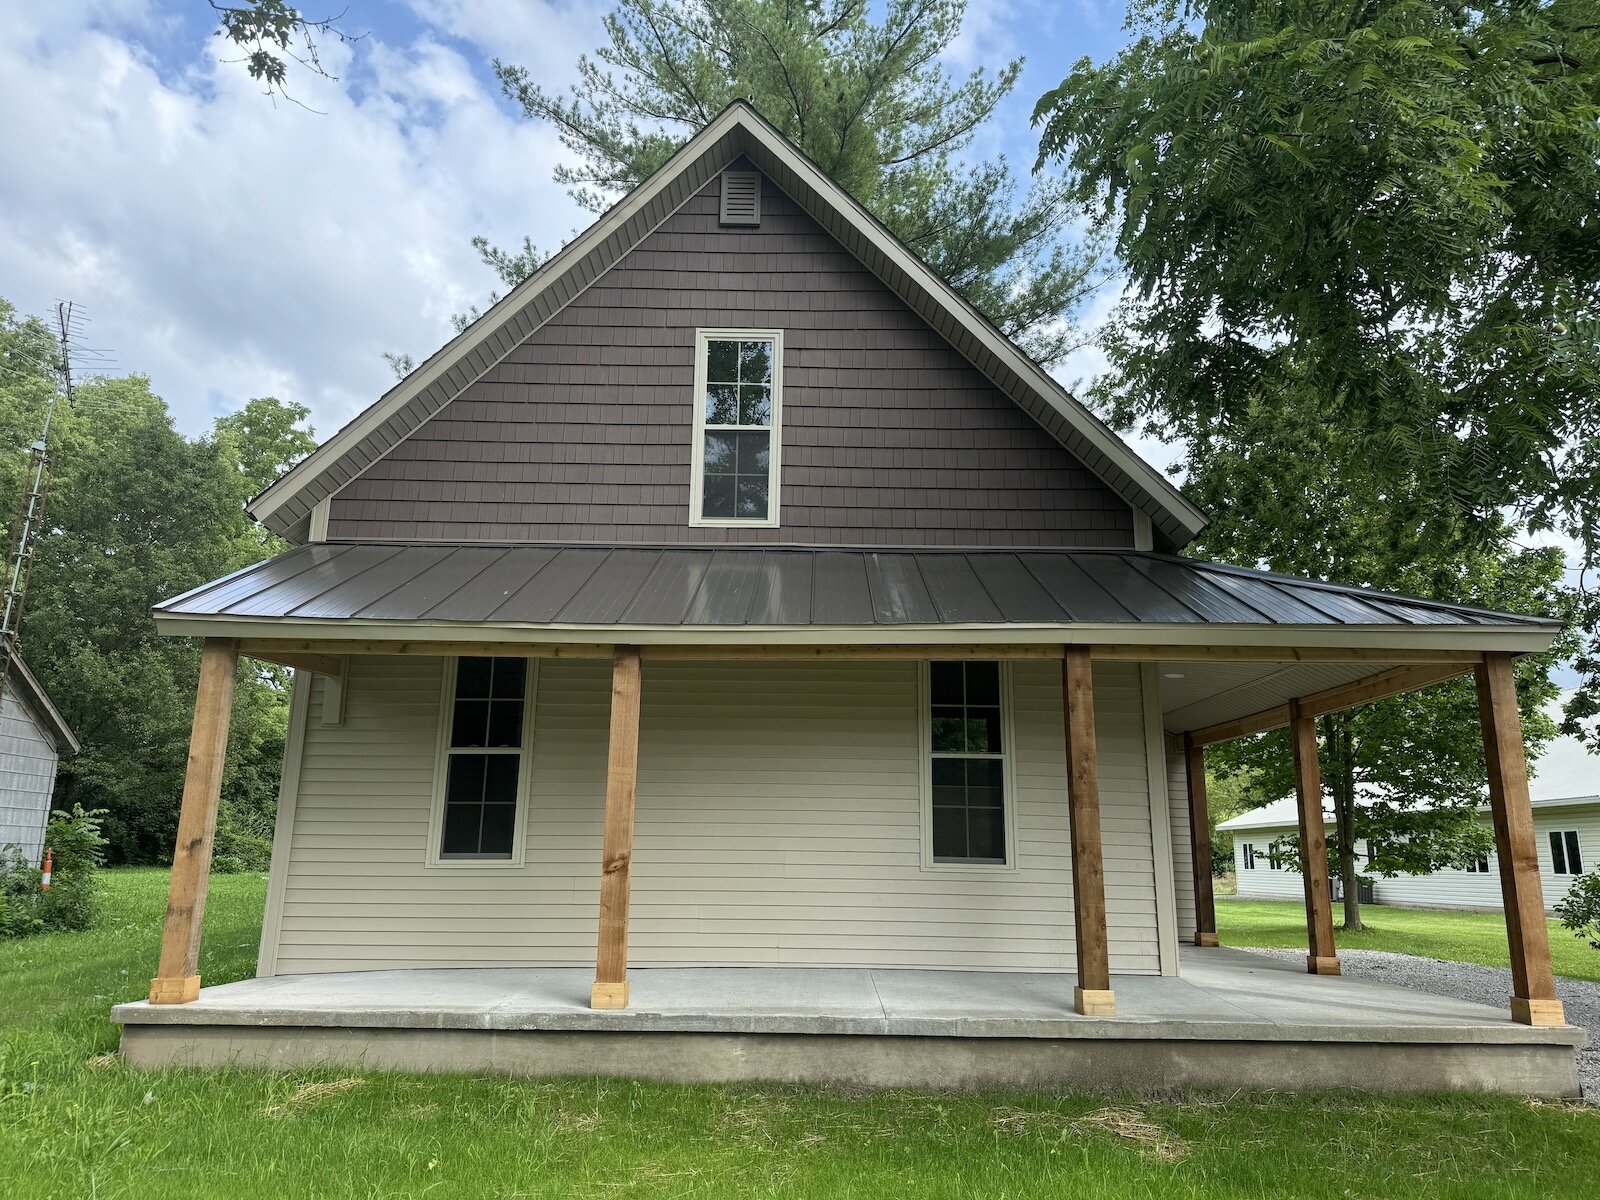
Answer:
[917,661,1019,873]
[425,656,538,869]
[688,327,783,528]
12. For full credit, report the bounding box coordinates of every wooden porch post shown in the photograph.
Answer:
[1184,734,1219,947]
[1290,699,1340,976]
[149,637,239,1004]
[1064,646,1114,1016]
[591,645,642,1010]
[1477,653,1565,1026]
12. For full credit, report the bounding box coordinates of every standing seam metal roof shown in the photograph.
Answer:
[155,543,1559,631]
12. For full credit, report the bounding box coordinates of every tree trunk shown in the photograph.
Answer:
[1324,714,1364,932]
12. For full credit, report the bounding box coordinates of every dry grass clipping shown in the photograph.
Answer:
[262,1076,366,1117]
[989,1104,1189,1162]
[83,1053,120,1071]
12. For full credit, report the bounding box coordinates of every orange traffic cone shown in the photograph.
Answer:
[40,847,51,891]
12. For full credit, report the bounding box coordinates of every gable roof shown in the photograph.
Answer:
[248,101,1209,549]
[5,650,79,757]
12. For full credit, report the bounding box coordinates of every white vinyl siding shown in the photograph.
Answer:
[267,657,1167,976]
[0,687,60,866]
[1232,834,1305,900]
[1230,805,1600,910]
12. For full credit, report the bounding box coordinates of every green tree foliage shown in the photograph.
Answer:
[1034,0,1600,721]
[209,1,362,103]
[0,299,313,865]
[484,0,1096,365]
[1556,868,1600,952]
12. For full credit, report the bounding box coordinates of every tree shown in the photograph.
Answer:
[481,0,1097,366]
[1034,0,1600,725]
[209,1,362,105]
[0,300,314,864]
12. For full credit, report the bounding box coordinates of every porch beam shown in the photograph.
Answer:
[1091,645,1481,665]
[1184,734,1218,948]
[1064,646,1114,1016]
[591,645,643,1010]
[149,638,239,1004]
[1290,700,1340,976]
[1476,653,1565,1027]
[1187,663,1476,747]
[239,639,612,660]
[243,649,345,677]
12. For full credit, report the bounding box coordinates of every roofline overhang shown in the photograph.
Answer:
[246,101,1207,548]
[150,612,1559,656]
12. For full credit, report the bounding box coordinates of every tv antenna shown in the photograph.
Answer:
[0,301,98,698]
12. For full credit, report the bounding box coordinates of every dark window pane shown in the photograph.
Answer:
[966,709,1002,754]
[931,709,966,752]
[733,430,770,474]
[738,384,770,425]
[967,808,1005,861]
[440,802,481,856]
[486,701,524,747]
[735,476,768,519]
[446,754,486,804]
[965,662,1000,706]
[703,430,737,472]
[491,657,526,699]
[964,758,1004,806]
[479,803,517,857]
[1551,831,1567,874]
[706,339,738,382]
[930,662,963,706]
[1567,832,1583,874]
[483,755,520,803]
[451,699,489,748]
[932,759,965,786]
[705,382,738,424]
[702,472,736,518]
[738,339,771,383]
[456,657,493,699]
[932,807,965,859]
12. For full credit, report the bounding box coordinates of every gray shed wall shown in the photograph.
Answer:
[327,166,1135,547]
[0,688,60,867]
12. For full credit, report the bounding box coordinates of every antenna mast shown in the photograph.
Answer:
[0,302,77,697]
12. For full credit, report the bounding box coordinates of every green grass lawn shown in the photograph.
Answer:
[1217,898,1600,983]
[1,869,1597,1199]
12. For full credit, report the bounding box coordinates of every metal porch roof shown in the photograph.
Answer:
[155,543,1559,635]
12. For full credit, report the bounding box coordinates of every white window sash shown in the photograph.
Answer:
[689,328,783,528]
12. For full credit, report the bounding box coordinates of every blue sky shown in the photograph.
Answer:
[0,1,1136,444]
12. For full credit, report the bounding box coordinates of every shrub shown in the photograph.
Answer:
[0,806,107,939]
[1556,869,1600,952]
[211,801,273,874]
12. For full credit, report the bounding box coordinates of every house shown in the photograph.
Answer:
[112,103,1584,1096]
[1222,707,1598,909]
[0,650,79,868]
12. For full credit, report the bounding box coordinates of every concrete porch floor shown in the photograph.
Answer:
[113,947,1586,1097]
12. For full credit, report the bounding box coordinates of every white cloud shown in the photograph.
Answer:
[0,5,590,441]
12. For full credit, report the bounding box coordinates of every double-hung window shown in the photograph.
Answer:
[430,656,532,864]
[691,329,781,526]
[1465,854,1491,874]
[1550,830,1584,876]
[1241,843,1256,870]
[925,661,1011,867]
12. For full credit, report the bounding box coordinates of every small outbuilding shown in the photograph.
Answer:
[1222,713,1599,910]
[0,650,80,868]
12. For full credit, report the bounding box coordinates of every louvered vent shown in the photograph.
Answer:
[719,170,761,226]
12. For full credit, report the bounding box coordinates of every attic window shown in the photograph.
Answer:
[690,329,782,526]
[720,170,761,226]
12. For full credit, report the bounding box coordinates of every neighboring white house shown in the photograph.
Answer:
[1219,710,1598,910]
[0,652,79,868]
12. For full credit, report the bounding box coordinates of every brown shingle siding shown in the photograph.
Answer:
[329,168,1135,547]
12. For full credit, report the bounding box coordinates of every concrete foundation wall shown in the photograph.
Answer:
[118,1024,1582,1099]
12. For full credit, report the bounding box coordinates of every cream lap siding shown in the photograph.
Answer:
[0,689,59,866]
[268,657,1167,976]
[1167,746,1195,940]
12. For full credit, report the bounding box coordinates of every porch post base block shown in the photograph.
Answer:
[1074,987,1116,1017]
[1511,996,1565,1027]
[1194,932,1220,948]
[148,975,200,1005]
[1306,955,1342,976]
[591,981,629,1010]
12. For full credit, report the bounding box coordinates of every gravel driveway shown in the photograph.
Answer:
[1253,947,1598,1101]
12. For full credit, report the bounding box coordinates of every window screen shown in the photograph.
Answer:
[439,656,527,859]
[1551,830,1583,876]
[929,661,1006,864]
[698,335,776,521]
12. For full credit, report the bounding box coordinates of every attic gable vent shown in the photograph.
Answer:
[719,170,761,226]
